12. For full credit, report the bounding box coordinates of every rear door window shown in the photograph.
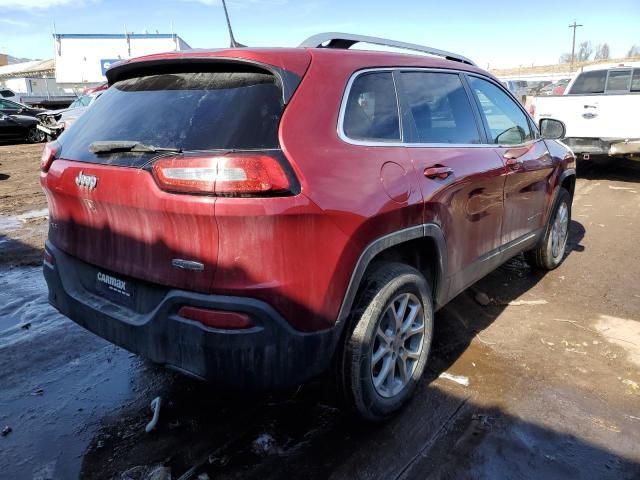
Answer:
[398,71,481,144]
[468,76,533,145]
[59,68,284,165]
[342,71,400,142]
[568,70,607,94]
[606,70,632,92]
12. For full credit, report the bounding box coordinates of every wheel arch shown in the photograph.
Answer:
[336,223,448,327]
[559,168,576,198]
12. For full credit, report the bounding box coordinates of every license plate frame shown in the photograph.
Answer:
[95,271,135,307]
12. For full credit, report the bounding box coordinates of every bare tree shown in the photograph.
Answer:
[559,53,573,64]
[628,45,640,57]
[577,41,593,62]
[594,43,610,60]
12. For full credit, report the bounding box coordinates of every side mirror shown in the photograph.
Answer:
[539,118,565,140]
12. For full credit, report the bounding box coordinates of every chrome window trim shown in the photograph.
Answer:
[337,67,538,149]
[338,68,402,146]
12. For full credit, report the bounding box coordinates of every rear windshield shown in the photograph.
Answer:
[59,69,283,164]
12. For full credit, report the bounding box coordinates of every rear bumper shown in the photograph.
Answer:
[563,137,640,157]
[43,242,340,388]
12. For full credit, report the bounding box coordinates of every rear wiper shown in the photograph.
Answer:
[89,141,182,155]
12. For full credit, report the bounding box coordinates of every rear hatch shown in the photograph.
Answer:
[41,55,307,293]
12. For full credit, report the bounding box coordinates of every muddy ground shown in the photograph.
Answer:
[0,144,639,479]
[0,143,48,266]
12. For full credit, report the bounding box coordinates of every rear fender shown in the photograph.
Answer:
[336,223,448,326]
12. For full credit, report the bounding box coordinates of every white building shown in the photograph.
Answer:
[54,33,191,88]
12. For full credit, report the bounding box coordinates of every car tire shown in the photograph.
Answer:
[524,188,571,270]
[335,262,433,421]
[26,127,44,144]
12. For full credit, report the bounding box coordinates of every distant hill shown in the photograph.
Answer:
[7,55,33,64]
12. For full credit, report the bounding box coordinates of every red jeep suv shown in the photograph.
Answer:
[41,33,576,420]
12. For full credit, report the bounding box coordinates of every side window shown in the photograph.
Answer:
[468,76,533,145]
[632,69,640,92]
[606,70,632,92]
[343,72,400,142]
[398,71,481,144]
[568,70,607,94]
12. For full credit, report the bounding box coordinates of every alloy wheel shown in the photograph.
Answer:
[371,292,425,398]
[551,201,569,258]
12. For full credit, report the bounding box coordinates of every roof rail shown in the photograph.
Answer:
[299,32,476,66]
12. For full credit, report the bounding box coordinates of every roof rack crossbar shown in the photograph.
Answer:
[299,32,476,66]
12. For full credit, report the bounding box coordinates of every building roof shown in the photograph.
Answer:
[0,59,55,79]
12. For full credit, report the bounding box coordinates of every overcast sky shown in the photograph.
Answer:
[0,0,638,68]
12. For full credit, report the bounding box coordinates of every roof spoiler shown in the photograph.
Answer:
[299,32,475,66]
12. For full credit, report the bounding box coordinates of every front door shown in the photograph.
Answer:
[467,75,553,245]
[0,115,24,141]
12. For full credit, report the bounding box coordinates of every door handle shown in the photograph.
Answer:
[505,157,523,169]
[424,166,453,180]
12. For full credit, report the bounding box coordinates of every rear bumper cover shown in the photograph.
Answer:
[43,242,340,388]
[563,137,640,157]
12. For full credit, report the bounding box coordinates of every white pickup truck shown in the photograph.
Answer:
[533,64,640,160]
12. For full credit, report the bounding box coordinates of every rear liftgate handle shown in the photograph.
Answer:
[424,165,454,180]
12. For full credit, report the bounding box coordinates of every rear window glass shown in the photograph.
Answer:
[568,70,606,94]
[399,71,481,144]
[343,72,400,142]
[59,70,283,164]
[606,70,632,92]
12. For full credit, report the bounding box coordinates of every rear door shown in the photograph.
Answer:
[396,70,507,297]
[541,68,640,139]
[467,75,553,244]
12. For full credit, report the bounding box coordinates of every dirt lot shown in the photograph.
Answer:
[0,144,639,479]
[0,143,48,266]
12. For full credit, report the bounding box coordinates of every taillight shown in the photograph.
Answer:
[177,306,255,330]
[152,153,290,196]
[40,141,58,173]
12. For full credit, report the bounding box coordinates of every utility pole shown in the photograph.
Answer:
[569,21,583,70]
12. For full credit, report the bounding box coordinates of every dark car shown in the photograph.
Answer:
[0,113,44,143]
[0,98,45,117]
[41,33,576,420]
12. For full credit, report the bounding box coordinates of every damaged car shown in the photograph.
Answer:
[37,91,104,140]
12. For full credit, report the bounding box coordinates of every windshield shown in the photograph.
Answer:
[69,95,91,108]
[58,68,284,166]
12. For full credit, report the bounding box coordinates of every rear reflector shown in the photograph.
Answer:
[153,154,290,195]
[178,306,255,330]
[43,248,55,269]
[40,141,59,172]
